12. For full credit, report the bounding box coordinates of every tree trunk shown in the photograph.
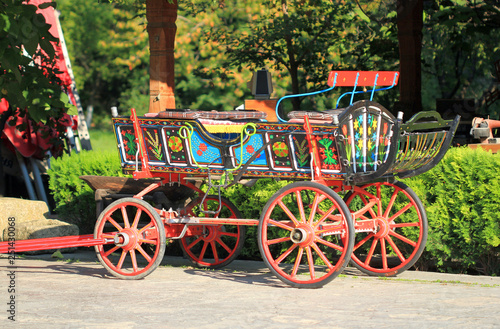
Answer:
[395,0,423,119]
[146,0,178,113]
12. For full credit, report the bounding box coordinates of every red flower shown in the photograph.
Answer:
[197,150,203,156]
[246,145,255,154]
[199,143,207,152]
[342,125,347,136]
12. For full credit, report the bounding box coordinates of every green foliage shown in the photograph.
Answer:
[404,147,500,275]
[0,0,76,138]
[422,0,500,117]
[175,0,262,111]
[216,0,399,112]
[222,179,288,259]
[48,150,126,233]
[57,0,149,119]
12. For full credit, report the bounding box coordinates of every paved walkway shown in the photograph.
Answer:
[1,250,500,328]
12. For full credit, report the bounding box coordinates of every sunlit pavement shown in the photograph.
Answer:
[1,250,499,328]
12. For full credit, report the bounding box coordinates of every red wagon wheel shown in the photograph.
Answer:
[180,195,246,269]
[94,198,166,279]
[258,181,354,288]
[344,181,428,276]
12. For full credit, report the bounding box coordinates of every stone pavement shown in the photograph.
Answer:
[1,250,500,328]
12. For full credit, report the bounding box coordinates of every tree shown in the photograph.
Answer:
[57,0,150,118]
[218,0,399,112]
[0,0,76,125]
[422,0,500,118]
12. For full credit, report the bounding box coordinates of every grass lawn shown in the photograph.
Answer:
[88,128,117,153]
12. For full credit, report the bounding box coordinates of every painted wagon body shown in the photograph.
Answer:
[113,99,458,186]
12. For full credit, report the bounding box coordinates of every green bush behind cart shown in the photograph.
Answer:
[48,146,500,276]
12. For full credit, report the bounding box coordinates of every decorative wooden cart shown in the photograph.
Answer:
[1,71,459,288]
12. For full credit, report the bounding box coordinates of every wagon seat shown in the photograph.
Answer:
[149,109,268,134]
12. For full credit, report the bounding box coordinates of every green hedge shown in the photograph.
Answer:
[403,147,500,275]
[48,150,127,233]
[47,147,500,275]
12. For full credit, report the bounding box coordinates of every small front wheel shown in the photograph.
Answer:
[94,198,166,279]
[258,181,354,288]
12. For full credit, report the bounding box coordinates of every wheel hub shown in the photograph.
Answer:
[200,226,219,242]
[290,225,314,247]
[373,217,390,239]
[114,228,139,251]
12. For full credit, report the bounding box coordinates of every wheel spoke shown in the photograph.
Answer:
[385,235,406,262]
[102,233,116,239]
[380,238,387,270]
[121,206,130,228]
[187,236,203,250]
[136,244,153,262]
[312,206,338,230]
[364,238,378,266]
[291,247,304,277]
[278,200,301,226]
[215,237,232,254]
[267,236,291,246]
[210,242,219,263]
[383,188,399,218]
[132,208,142,229]
[306,247,315,280]
[219,231,239,238]
[140,238,158,245]
[269,219,294,231]
[116,249,127,270]
[107,217,123,231]
[103,245,120,257]
[130,249,138,272]
[275,243,298,264]
[389,230,417,247]
[359,194,378,219]
[376,184,383,217]
[197,241,208,261]
[315,236,344,252]
[388,202,413,223]
[308,192,324,225]
[353,233,374,251]
[138,222,154,235]
[391,222,419,228]
[310,242,334,269]
[295,190,307,223]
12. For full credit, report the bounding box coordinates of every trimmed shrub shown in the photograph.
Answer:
[48,150,126,233]
[47,146,500,275]
[404,147,500,275]
[223,179,289,260]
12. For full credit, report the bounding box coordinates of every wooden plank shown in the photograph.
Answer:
[468,143,500,154]
[327,71,399,87]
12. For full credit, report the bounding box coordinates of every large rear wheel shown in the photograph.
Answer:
[258,181,354,288]
[344,181,427,276]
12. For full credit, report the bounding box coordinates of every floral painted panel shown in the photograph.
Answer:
[230,133,267,169]
[266,133,293,171]
[163,128,188,165]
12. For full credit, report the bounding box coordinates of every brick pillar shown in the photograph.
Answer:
[146,0,177,113]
